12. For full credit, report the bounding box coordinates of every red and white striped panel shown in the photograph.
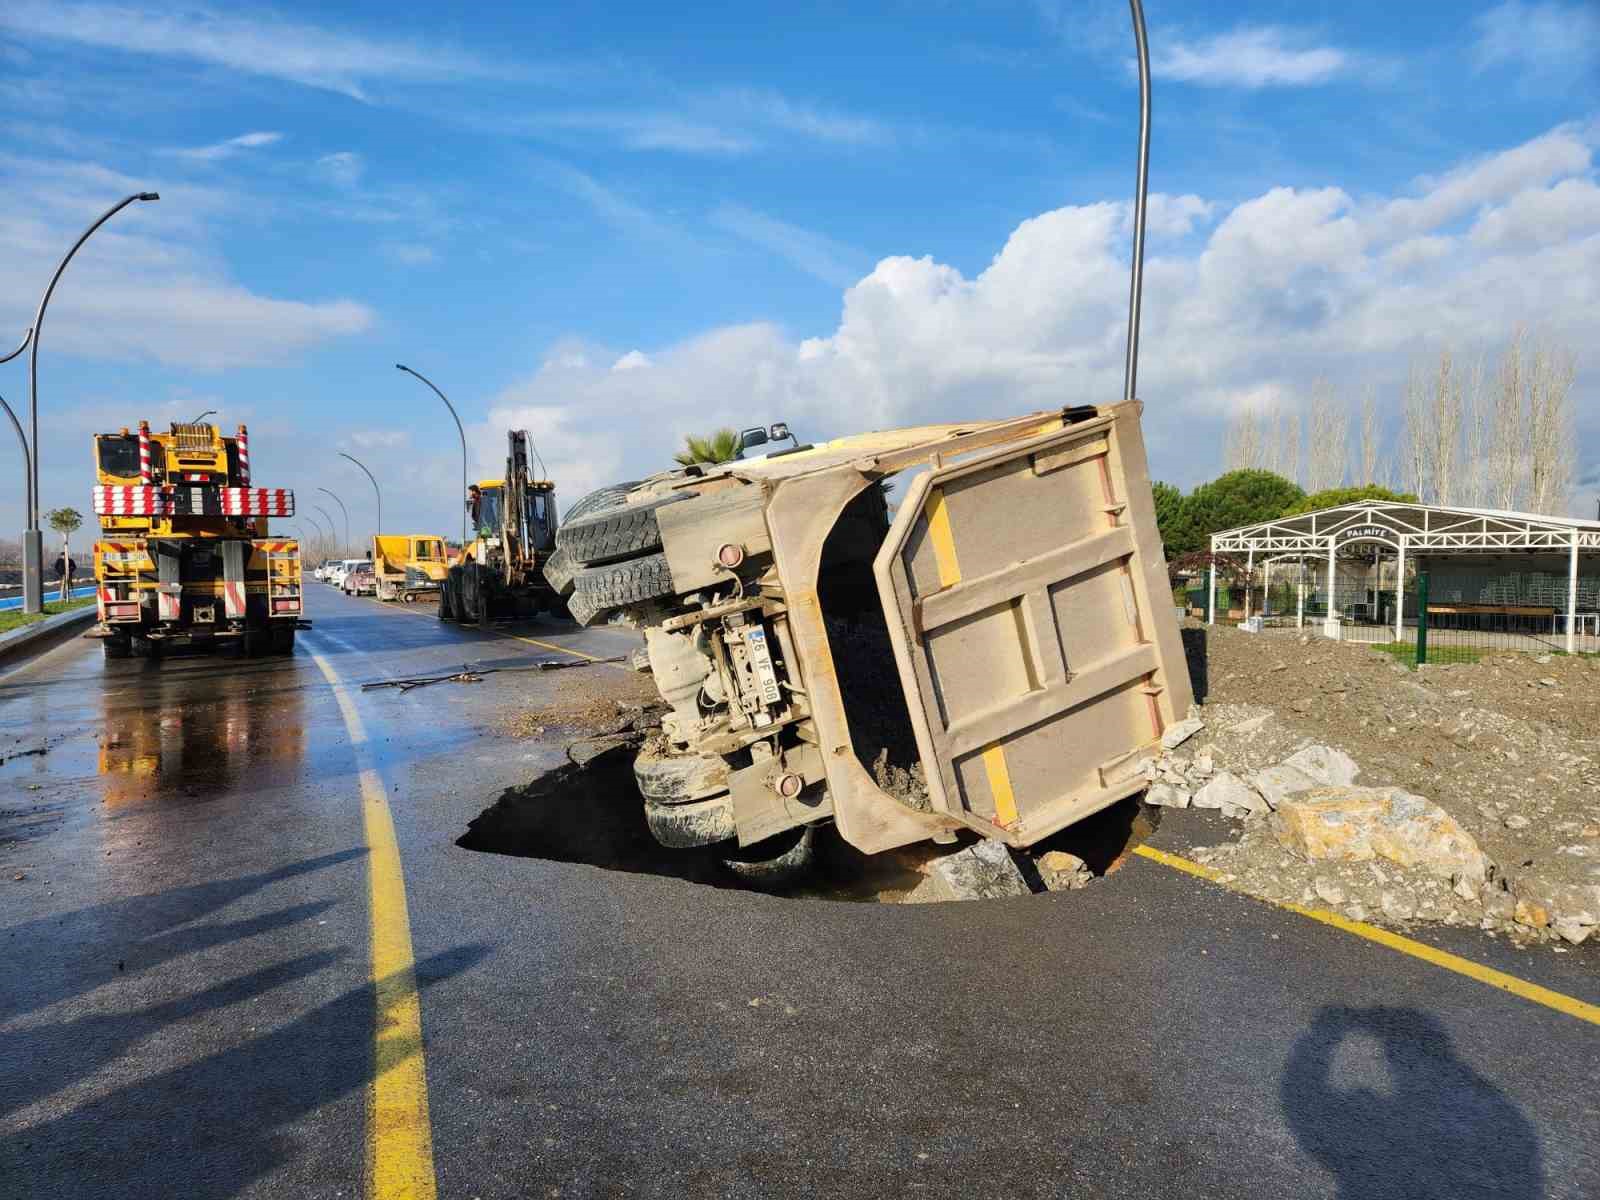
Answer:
[220,487,293,516]
[223,580,246,619]
[93,486,171,515]
[236,425,251,486]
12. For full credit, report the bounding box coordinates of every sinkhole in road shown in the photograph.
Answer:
[456,738,1158,902]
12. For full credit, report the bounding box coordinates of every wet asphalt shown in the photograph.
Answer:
[1,585,1596,1199]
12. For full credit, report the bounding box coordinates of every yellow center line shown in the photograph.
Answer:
[1133,844,1600,1027]
[313,652,438,1200]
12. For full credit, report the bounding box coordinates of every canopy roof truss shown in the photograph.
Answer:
[1212,502,1600,555]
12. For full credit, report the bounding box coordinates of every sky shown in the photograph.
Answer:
[1,0,1597,547]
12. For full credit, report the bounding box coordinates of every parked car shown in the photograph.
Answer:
[343,563,376,596]
[326,558,363,588]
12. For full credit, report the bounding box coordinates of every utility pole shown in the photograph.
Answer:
[316,487,351,556]
[339,452,382,549]
[21,192,160,613]
[395,364,468,553]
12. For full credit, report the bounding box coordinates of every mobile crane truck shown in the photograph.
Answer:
[88,420,306,659]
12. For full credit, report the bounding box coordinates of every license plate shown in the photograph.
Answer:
[743,627,783,706]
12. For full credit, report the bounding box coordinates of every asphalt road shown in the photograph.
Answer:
[2,585,1596,1199]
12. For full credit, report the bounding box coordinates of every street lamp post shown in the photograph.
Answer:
[395,364,467,553]
[1,392,30,531]
[316,487,350,556]
[302,512,331,560]
[22,191,159,614]
[312,504,340,555]
[339,452,382,548]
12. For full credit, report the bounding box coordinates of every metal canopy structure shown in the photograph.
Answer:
[1207,501,1600,653]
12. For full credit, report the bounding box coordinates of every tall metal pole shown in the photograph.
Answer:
[312,504,340,555]
[0,392,30,521]
[316,486,351,555]
[395,364,467,552]
[339,452,382,548]
[302,512,331,560]
[22,192,159,613]
[1122,0,1151,406]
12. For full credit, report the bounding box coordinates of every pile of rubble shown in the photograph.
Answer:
[1144,701,1600,946]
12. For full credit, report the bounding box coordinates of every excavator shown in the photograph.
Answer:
[438,429,560,624]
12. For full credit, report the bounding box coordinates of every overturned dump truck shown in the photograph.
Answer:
[549,402,1193,877]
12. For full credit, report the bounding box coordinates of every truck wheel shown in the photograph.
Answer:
[567,553,675,627]
[561,481,641,525]
[438,578,454,620]
[102,636,132,659]
[557,494,686,568]
[542,546,580,598]
[132,635,160,660]
[721,825,816,888]
[270,625,296,655]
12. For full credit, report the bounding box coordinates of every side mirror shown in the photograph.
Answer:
[768,422,792,443]
[738,427,769,450]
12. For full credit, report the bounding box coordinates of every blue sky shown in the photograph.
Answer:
[1,0,1597,546]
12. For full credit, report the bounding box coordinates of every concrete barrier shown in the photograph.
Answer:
[0,605,99,669]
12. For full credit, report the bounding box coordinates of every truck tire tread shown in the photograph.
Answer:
[557,495,684,567]
[567,552,674,626]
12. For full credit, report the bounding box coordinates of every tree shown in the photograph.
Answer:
[1305,380,1347,493]
[674,428,743,466]
[46,506,83,599]
[1488,332,1524,509]
[1179,470,1304,547]
[1151,481,1197,559]
[1526,337,1576,515]
[1281,484,1418,517]
[1222,408,1264,472]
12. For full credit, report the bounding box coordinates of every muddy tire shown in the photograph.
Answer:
[721,825,816,887]
[557,494,686,568]
[643,793,737,849]
[561,481,641,525]
[542,545,581,598]
[567,552,674,627]
[437,582,453,620]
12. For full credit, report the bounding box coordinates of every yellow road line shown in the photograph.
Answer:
[1133,844,1600,1028]
[313,652,438,1200]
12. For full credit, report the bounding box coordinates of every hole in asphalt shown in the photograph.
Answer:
[456,738,1159,903]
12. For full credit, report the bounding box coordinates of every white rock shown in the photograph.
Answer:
[927,839,1032,900]
[1228,715,1270,735]
[1250,763,1319,810]
[1503,814,1530,830]
[1381,890,1417,921]
[1161,717,1205,750]
[1282,744,1361,788]
[1193,771,1267,819]
[1551,918,1596,946]
[1313,877,1345,905]
[1037,850,1094,891]
[1145,782,1190,809]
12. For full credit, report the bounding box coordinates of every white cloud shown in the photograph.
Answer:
[316,151,365,188]
[1128,193,1217,238]
[1151,26,1350,88]
[711,203,866,287]
[169,130,284,161]
[0,1,506,100]
[716,89,890,146]
[1473,1,1600,81]
[471,124,1599,509]
[0,153,375,368]
[383,242,437,265]
[611,351,651,371]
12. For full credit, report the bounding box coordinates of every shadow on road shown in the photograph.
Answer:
[3,944,490,1200]
[0,848,365,1022]
[1282,1005,1543,1200]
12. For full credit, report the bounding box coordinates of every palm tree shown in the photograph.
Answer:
[46,506,82,601]
[674,428,742,466]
